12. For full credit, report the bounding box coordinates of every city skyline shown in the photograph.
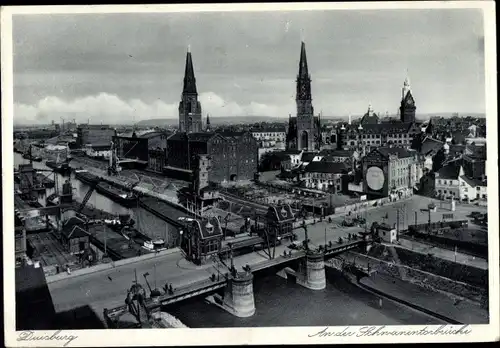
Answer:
[13,9,485,125]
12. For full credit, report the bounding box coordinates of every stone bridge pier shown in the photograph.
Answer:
[214,272,256,318]
[285,251,326,290]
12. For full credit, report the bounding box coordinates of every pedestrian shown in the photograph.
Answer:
[169,284,173,294]
[379,298,383,308]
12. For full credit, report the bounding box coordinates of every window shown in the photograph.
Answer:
[464,188,468,192]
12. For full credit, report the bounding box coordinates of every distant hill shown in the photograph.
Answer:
[128,112,487,127]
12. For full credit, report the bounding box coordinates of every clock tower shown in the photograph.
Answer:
[179,47,202,133]
[400,76,416,123]
[295,41,316,150]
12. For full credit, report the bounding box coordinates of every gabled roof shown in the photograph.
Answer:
[460,175,486,188]
[419,136,444,156]
[63,216,86,229]
[194,216,223,239]
[62,225,89,239]
[436,163,462,180]
[267,204,295,223]
[304,161,348,174]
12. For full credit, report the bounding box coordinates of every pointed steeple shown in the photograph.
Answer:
[298,41,309,80]
[183,48,197,95]
[206,113,211,131]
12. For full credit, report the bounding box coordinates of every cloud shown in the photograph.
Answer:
[14,92,291,125]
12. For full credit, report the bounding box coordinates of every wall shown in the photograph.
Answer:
[349,250,487,305]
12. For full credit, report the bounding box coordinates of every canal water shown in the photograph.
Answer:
[14,153,178,244]
[165,268,441,327]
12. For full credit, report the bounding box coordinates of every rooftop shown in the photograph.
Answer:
[304,161,348,174]
[375,146,416,159]
[437,163,462,180]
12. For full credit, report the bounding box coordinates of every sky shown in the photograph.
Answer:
[12,9,485,125]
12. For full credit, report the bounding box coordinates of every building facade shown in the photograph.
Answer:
[251,127,286,148]
[336,121,420,153]
[76,125,114,148]
[180,216,223,265]
[302,161,348,193]
[286,42,321,151]
[363,147,423,198]
[178,49,202,133]
[166,131,258,183]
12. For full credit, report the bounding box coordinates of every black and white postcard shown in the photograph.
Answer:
[2,2,498,346]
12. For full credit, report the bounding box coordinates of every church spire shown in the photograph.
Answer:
[298,41,309,80]
[206,113,211,131]
[183,48,197,95]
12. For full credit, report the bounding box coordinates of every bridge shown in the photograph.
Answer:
[103,239,368,325]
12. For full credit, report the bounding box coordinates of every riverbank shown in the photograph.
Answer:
[359,274,488,324]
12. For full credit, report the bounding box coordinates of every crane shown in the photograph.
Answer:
[76,179,100,213]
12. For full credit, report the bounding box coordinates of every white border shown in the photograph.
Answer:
[2,2,499,346]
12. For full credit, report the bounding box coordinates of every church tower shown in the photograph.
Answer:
[400,75,416,123]
[296,41,315,150]
[179,47,202,133]
[206,113,212,132]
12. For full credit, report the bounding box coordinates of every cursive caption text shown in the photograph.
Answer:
[309,325,472,339]
[17,330,78,347]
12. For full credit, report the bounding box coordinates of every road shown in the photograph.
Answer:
[47,217,362,320]
[328,195,487,230]
[397,238,488,270]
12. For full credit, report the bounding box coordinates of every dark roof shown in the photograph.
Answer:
[139,131,165,139]
[195,216,223,239]
[460,175,486,188]
[283,149,302,155]
[319,149,355,157]
[419,137,444,155]
[304,161,348,174]
[188,132,218,142]
[62,225,89,239]
[217,131,246,139]
[376,147,415,159]
[436,163,462,180]
[301,152,318,162]
[360,113,380,125]
[267,204,295,222]
[16,265,56,330]
[63,216,86,229]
